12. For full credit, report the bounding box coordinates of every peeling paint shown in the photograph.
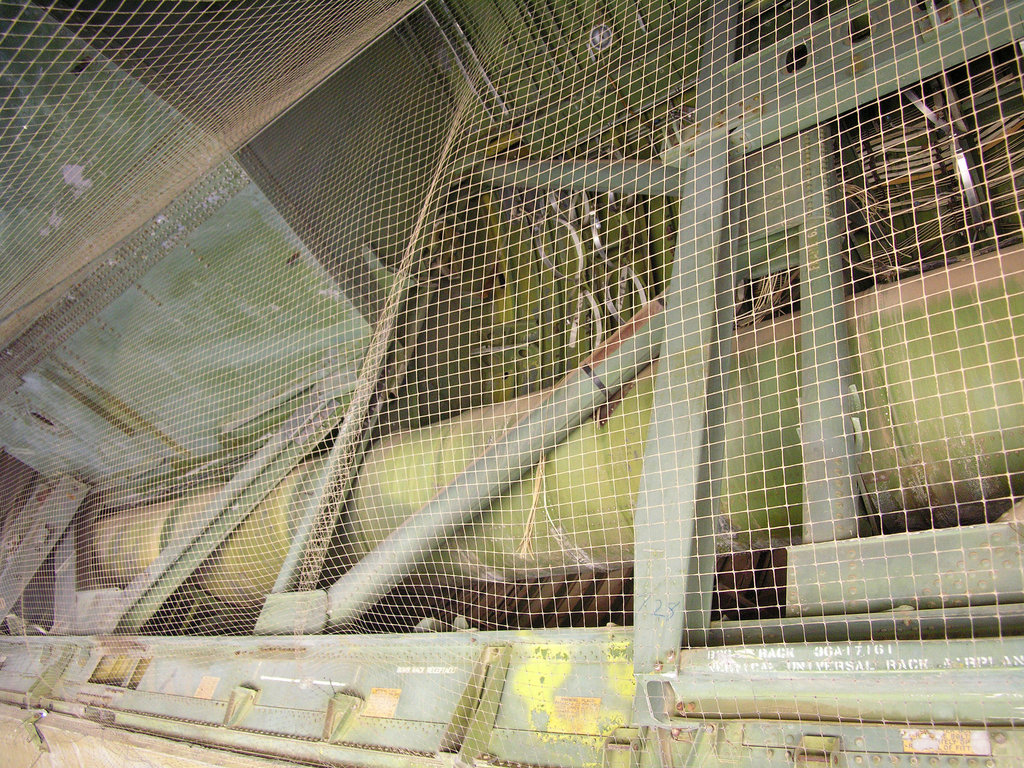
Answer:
[60,164,92,198]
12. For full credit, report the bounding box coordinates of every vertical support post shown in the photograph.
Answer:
[632,0,739,681]
[797,127,859,543]
[49,521,78,634]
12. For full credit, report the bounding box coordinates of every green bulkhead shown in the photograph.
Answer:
[854,250,1024,528]
[719,248,1024,546]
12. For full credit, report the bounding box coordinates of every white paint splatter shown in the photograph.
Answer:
[39,210,62,237]
[60,164,92,198]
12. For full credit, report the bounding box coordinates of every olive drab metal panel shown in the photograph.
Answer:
[0,0,1022,766]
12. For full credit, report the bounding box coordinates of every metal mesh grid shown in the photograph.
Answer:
[0,0,1022,765]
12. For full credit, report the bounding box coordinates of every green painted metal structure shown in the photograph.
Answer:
[0,0,1023,766]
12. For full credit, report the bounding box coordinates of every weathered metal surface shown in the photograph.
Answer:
[667,636,1024,724]
[1,1,1024,766]
[787,513,1024,617]
[0,1,219,348]
[1,631,1023,767]
[0,475,87,623]
[0,182,369,503]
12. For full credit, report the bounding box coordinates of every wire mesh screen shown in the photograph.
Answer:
[0,0,1023,765]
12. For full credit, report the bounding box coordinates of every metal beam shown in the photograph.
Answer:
[685,603,1024,646]
[49,523,79,635]
[712,0,1024,153]
[787,517,1024,617]
[631,0,739,683]
[797,127,859,543]
[671,636,1024,724]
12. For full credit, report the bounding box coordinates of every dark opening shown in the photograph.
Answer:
[785,43,810,73]
[850,14,871,44]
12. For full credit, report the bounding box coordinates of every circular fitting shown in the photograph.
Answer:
[589,24,614,51]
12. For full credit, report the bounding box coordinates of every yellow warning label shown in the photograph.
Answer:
[364,687,401,718]
[193,676,219,700]
[551,696,602,734]
[901,729,992,756]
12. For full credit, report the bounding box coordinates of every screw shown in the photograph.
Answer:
[670,728,681,740]
[652,662,663,672]
[675,701,686,713]
[993,733,1006,744]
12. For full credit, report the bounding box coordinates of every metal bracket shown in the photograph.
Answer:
[442,644,511,768]
[22,711,48,753]
[26,646,74,708]
[323,691,364,743]
[224,684,260,728]
[602,727,641,768]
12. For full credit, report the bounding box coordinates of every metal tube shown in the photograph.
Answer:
[325,299,665,630]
